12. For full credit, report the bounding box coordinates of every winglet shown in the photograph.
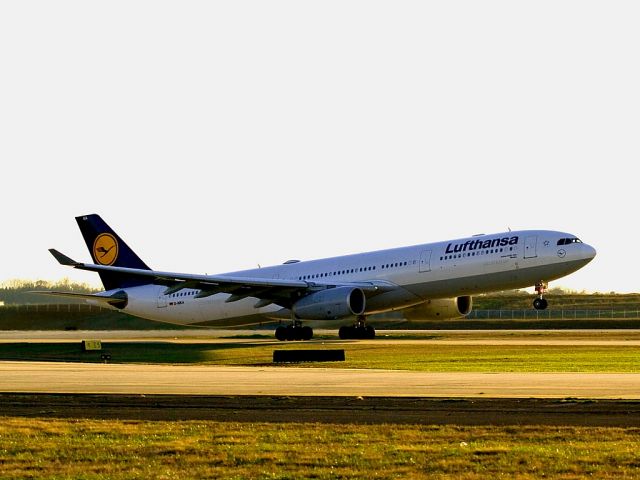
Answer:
[48,249,81,267]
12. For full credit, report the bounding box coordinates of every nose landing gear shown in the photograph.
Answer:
[533,281,548,310]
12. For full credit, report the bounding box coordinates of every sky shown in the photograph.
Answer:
[1,1,639,294]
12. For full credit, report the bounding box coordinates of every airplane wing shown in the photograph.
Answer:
[48,249,396,309]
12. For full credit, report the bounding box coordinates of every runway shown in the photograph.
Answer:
[2,361,640,398]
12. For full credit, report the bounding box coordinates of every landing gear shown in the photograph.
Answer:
[533,298,548,310]
[533,281,549,310]
[275,321,313,341]
[338,316,376,339]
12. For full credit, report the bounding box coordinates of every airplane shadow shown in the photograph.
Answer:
[0,341,279,365]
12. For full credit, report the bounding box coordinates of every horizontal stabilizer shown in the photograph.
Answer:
[49,249,80,266]
[31,291,128,309]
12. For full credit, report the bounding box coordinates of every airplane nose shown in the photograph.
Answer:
[583,244,597,260]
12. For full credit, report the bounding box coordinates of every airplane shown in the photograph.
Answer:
[41,214,596,341]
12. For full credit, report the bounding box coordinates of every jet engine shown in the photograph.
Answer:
[401,296,472,321]
[292,287,366,320]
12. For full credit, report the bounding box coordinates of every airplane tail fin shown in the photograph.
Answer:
[75,214,152,290]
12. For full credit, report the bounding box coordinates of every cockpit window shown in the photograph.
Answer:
[557,238,583,246]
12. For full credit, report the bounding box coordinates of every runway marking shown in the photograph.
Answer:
[1,361,639,398]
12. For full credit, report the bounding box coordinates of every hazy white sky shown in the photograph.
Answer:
[1,1,638,293]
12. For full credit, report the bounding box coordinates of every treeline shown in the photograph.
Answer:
[0,279,99,305]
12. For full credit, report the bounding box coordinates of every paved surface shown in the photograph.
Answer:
[1,361,640,398]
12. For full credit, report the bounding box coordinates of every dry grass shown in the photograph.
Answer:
[1,417,639,479]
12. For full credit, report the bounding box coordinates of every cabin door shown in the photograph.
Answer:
[419,250,432,272]
[157,289,168,308]
[524,236,538,259]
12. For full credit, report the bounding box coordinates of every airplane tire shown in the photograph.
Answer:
[533,298,548,310]
[285,326,297,341]
[338,326,351,339]
[275,326,287,341]
[301,326,313,341]
[365,326,376,339]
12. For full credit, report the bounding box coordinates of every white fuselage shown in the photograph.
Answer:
[95,230,596,327]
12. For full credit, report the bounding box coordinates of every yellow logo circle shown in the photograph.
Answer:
[93,233,118,265]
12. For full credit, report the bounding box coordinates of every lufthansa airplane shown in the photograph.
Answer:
[43,214,596,341]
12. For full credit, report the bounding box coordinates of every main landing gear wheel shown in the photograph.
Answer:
[275,324,313,341]
[338,316,375,339]
[338,325,376,339]
[533,281,549,310]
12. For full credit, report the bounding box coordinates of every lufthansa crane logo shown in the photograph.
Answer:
[93,233,118,265]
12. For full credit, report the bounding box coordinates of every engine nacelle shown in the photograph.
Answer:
[292,287,366,320]
[401,296,472,321]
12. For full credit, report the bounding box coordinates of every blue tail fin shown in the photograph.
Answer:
[76,214,151,290]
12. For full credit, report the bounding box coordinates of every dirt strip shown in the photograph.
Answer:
[1,394,639,426]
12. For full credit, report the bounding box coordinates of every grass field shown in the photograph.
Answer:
[1,339,639,372]
[0,417,639,479]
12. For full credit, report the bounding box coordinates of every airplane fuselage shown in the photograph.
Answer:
[94,229,596,327]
